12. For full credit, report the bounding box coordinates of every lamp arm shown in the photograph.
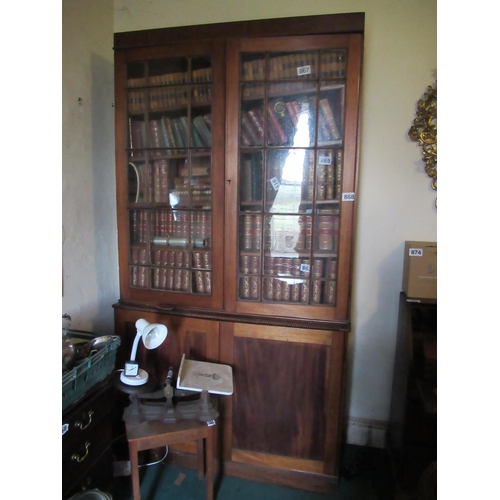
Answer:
[130,331,142,361]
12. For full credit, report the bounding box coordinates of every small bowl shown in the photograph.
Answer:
[89,335,120,351]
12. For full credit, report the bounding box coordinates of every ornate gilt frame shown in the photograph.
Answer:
[409,84,437,192]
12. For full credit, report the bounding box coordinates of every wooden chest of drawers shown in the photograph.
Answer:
[62,376,115,498]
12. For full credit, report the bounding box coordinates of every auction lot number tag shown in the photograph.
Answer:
[342,192,355,201]
[409,248,423,257]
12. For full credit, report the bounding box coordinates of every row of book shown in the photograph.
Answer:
[240,149,343,205]
[239,275,336,304]
[132,247,212,270]
[128,85,211,113]
[152,267,212,293]
[127,66,212,88]
[242,80,315,99]
[242,50,346,82]
[132,264,212,292]
[153,249,212,269]
[240,255,337,278]
[312,150,343,202]
[130,209,211,244]
[129,156,212,205]
[240,94,342,147]
[129,114,212,153]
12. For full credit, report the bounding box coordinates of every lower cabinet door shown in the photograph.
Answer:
[220,322,347,493]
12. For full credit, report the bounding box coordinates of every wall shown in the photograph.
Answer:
[113,0,437,447]
[62,0,118,333]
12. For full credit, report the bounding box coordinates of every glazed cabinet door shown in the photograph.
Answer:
[224,34,362,321]
[219,322,347,492]
[114,41,225,309]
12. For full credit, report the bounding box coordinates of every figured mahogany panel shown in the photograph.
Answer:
[231,332,328,460]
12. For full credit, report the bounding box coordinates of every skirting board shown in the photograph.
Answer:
[345,417,388,449]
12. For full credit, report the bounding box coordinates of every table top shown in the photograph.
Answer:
[126,417,215,441]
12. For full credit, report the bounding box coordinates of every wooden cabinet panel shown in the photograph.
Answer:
[232,333,328,459]
[219,321,347,489]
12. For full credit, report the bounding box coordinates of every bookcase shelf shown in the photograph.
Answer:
[114,13,363,495]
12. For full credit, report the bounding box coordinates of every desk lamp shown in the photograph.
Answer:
[120,318,168,386]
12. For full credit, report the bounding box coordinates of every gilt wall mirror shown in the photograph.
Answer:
[409,84,437,204]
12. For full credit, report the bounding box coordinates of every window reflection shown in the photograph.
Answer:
[269,112,310,257]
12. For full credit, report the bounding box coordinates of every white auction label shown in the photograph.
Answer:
[318,155,332,165]
[300,263,310,273]
[409,248,423,257]
[270,177,280,191]
[342,192,355,201]
[297,65,311,76]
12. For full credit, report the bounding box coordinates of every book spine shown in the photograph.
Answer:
[247,109,265,143]
[319,98,341,140]
[241,158,253,201]
[171,118,184,147]
[160,118,173,154]
[241,112,261,146]
[179,116,190,146]
[149,119,163,155]
[153,161,161,203]
[285,101,298,125]
[164,118,177,149]
[335,149,343,200]
[193,115,212,146]
[159,159,169,203]
[252,155,263,201]
[266,103,286,144]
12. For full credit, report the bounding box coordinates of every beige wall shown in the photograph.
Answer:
[62,0,118,332]
[62,0,437,444]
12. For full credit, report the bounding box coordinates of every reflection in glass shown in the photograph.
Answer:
[266,112,312,257]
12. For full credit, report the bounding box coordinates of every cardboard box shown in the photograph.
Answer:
[402,241,437,299]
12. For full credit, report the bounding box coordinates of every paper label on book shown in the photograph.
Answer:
[270,177,280,191]
[297,65,311,76]
[318,155,333,166]
[409,248,423,257]
[342,192,355,201]
[62,423,69,436]
[206,419,217,427]
[300,263,310,273]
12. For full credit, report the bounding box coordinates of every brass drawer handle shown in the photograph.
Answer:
[75,410,94,430]
[71,442,90,463]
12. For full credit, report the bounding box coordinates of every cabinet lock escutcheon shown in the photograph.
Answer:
[71,442,90,463]
[75,410,94,430]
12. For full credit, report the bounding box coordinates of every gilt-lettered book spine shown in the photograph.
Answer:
[335,149,343,200]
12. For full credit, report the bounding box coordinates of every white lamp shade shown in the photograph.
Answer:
[131,319,168,358]
[142,323,168,350]
[120,319,168,386]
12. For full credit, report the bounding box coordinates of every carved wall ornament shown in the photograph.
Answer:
[409,84,437,194]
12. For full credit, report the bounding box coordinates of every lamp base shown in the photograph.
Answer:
[120,368,149,386]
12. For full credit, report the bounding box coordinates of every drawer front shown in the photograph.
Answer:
[63,446,114,499]
[63,383,114,454]
[62,422,113,496]
[62,381,115,496]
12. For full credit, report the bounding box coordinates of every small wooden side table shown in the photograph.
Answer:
[126,419,215,500]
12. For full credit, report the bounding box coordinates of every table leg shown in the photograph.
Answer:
[129,441,141,500]
[197,438,204,480]
[206,426,214,500]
